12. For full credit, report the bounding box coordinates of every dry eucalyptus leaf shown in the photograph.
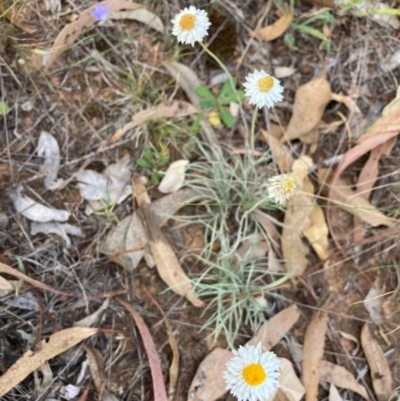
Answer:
[133,175,204,307]
[164,61,218,146]
[46,1,163,69]
[249,305,300,349]
[30,221,84,248]
[187,348,233,401]
[0,327,98,397]
[10,187,70,223]
[364,280,385,324]
[110,9,164,33]
[282,73,332,143]
[320,360,370,400]
[319,169,395,228]
[329,384,343,401]
[110,100,197,143]
[76,156,132,214]
[361,323,397,401]
[158,160,189,194]
[261,129,293,173]
[272,358,305,401]
[74,298,110,327]
[37,131,60,190]
[0,276,15,296]
[99,188,199,271]
[274,66,296,79]
[303,309,327,401]
[255,11,293,41]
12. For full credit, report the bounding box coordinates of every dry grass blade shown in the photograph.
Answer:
[282,71,332,143]
[303,309,328,401]
[132,174,204,307]
[187,348,233,401]
[320,360,370,400]
[117,298,168,401]
[361,323,397,401]
[109,101,197,144]
[255,11,293,41]
[248,304,300,349]
[0,327,98,397]
[45,1,161,70]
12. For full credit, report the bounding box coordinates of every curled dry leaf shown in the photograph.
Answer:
[274,66,296,79]
[37,131,60,190]
[31,221,84,248]
[0,275,15,296]
[117,298,168,401]
[109,100,197,143]
[361,323,397,401]
[164,62,218,146]
[336,330,359,355]
[10,187,70,223]
[158,160,189,194]
[320,360,370,401]
[303,309,327,401]
[282,72,332,143]
[319,169,396,228]
[188,304,300,401]
[133,175,204,307]
[46,1,163,69]
[0,327,98,397]
[255,11,293,41]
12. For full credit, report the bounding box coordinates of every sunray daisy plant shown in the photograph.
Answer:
[243,70,284,109]
[171,6,211,46]
[267,173,297,205]
[224,342,281,401]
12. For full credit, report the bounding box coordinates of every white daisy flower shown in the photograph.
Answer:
[267,174,297,205]
[171,6,211,46]
[243,70,284,109]
[224,342,281,401]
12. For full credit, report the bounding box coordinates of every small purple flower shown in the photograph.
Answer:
[91,3,109,21]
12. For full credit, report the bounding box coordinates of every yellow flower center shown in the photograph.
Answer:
[179,14,196,31]
[257,76,274,92]
[242,363,267,386]
[283,176,296,194]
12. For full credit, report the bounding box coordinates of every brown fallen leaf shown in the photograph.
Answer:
[0,327,98,397]
[361,323,397,401]
[353,136,396,242]
[319,169,396,228]
[117,298,168,401]
[255,11,293,41]
[99,188,201,270]
[261,129,293,173]
[248,304,300,349]
[46,1,162,70]
[187,348,233,401]
[320,360,370,400]
[164,61,218,146]
[303,308,327,401]
[109,101,197,144]
[188,305,300,401]
[144,288,179,401]
[282,71,332,143]
[132,175,204,307]
[273,358,305,401]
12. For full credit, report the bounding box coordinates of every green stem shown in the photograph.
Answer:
[250,106,258,153]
